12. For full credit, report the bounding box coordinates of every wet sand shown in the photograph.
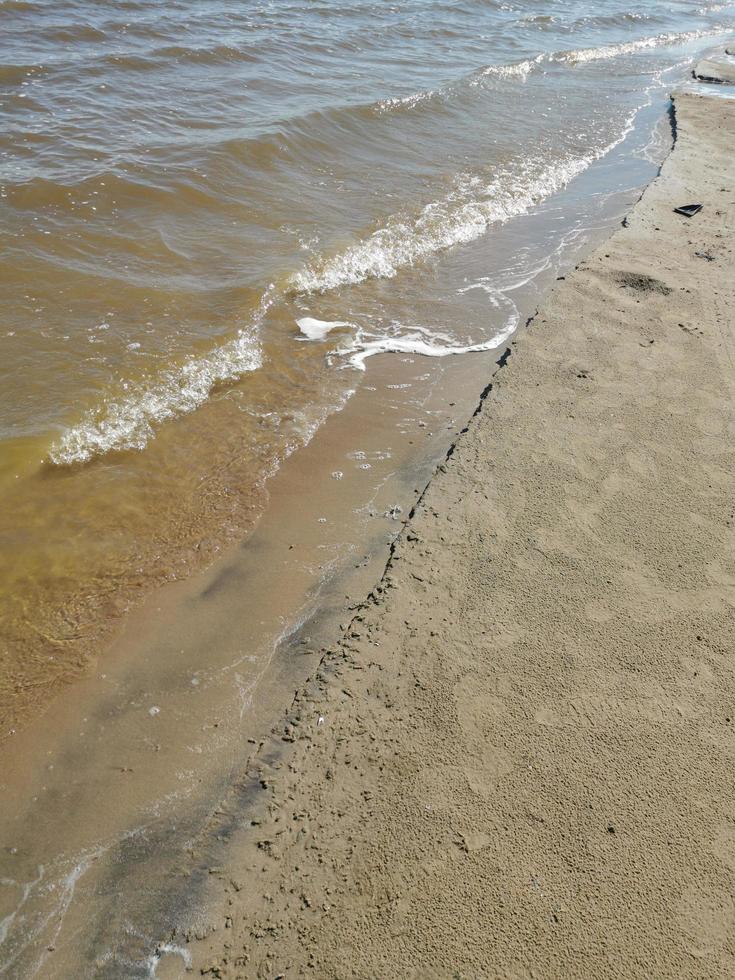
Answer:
[0,347,499,977]
[186,87,735,978]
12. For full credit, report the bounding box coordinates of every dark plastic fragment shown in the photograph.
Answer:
[673,203,703,217]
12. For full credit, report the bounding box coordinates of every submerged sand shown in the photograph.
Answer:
[186,88,735,978]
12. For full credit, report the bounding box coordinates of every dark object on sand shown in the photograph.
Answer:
[674,203,703,217]
[694,52,735,84]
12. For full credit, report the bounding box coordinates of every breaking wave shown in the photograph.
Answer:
[476,28,727,78]
[49,321,265,465]
[288,118,637,296]
[284,29,729,298]
[42,23,725,465]
[549,29,723,64]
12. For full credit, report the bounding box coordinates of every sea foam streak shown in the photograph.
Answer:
[339,320,518,371]
[550,29,722,64]
[50,325,263,465]
[296,317,352,340]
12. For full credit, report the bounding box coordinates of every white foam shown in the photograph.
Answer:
[481,57,540,80]
[339,316,518,371]
[49,330,262,464]
[49,290,275,464]
[551,29,722,65]
[146,942,192,978]
[475,28,727,84]
[289,129,633,297]
[374,29,727,116]
[377,88,438,111]
[0,843,111,979]
[296,317,352,340]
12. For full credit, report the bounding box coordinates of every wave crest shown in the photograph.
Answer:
[288,139,625,295]
[552,29,720,65]
[49,323,265,465]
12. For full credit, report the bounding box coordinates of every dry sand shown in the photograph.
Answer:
[185,88,733,979]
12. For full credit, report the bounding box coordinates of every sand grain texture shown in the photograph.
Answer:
[193,90,735,979]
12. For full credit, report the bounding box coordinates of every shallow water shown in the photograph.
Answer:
[1,0,733,724]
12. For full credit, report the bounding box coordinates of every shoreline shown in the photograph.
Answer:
[0,63,731,977]
[0,333,520,978]
[186,86,735,977]
[0,41,681,742]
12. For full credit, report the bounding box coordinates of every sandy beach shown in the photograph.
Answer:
[183,87,735,978]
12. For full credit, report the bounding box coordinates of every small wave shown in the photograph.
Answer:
[0,0,40,11]
[481,58,539,80]
[0,62,46,84]
[45,24,107,43]
[519,14,556,25]
[376,88,439,112]
[551,29,721,65]
[4,169,225,218]
[49,302,269,465]
[151,44,257,65]
[563,12,651,31]
[288,120,635,296]
[101,53,159,72]
[378,29,726,115]
[480,28,727,79]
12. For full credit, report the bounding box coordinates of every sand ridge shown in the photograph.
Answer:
[188,89,735,979]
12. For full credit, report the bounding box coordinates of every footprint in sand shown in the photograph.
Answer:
[712,824,735,871]
[464,745,514,797]
[676,884,734,959]
[453,674,505,741]
[584,598,616,623]
[534,705,562,727]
